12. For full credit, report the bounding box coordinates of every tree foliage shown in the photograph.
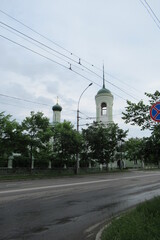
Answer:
[52,121,82,167]
[122,91,160,166]
[150,125,160,165]
[82,122,128,167]
[21,111,52,166]
[124,138,144,163]
[122,91,160,130]
[0,112,19,157]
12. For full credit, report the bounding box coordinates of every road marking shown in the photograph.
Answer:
[0,173,160,194]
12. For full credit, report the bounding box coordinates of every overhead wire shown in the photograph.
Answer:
[0,21,136,100]
[139,0,160,30]
[0,93,52,106]
[0,93,92,118]
[144,0,160,25]
[71,69,127,100]
[0,100,45,110]
[79,111,91,119]
[0,32,127,123]
[81,113,123,121]
[0,21,140,101]
[78,63,139,101]
[0,23,87,73]
[0,9,73,55]
[0,21,80,65]
[0,34,69,70]
[0,9,143,98]
[0,33,128,102]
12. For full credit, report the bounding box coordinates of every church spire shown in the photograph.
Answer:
[103,64,105,89]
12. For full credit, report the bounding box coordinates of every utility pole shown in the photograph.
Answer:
[76,83,93,174]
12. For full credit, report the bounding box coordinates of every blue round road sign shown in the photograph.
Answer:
[150,102,160,122]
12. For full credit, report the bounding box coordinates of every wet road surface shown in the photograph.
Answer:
[0,171,160,240]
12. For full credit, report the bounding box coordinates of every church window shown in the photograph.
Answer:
[101,102,107,115]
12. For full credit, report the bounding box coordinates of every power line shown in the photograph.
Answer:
[78,63,139,101]
[0,21,80,66]
[0,9,73,55]
[81,113,123,121]
[79,111,91,119]
[0,34,129,102]
[0,24,71,65]
[144,0,160,25]
[101,70,142,94]
[139,0,160,31]
[0,34,70,69]
[0,23,86,73]
[0,21,136,100]
[71,69,127,101]
[0,9,100,69]
[0,93,91,116]
[0,100,45,110]
[0,93,52,106]
[0,9,143,96]
[0,9,99,68]
[0,21,139,100]
[0,24,100,90]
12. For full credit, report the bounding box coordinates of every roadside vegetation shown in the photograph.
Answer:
[101,196,160,240]
[0,168,127,181]
[0,91,160,172]
[0,111,127,170]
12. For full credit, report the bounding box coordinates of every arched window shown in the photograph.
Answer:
[101,102,107,115]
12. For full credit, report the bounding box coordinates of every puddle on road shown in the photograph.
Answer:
[96,202,119,211]
[32,226,49,233]
[55,215,80,225]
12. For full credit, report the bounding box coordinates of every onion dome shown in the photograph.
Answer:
[97,87,111,95]
[52,103,62,112]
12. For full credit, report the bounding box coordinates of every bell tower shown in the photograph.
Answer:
[95,65,113,125]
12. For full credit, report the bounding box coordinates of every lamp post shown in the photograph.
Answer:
[76,82,93,174]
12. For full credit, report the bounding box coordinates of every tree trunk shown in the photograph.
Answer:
[31,157,34,169]
[48,160,52,169]
[106,162,109,171]
[8,155,13,169]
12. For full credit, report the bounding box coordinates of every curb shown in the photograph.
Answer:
[95,210,128,240]
[95,223,110,240]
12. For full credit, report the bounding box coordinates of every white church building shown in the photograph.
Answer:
[52,66,114,126]
[7,67,142,170]
[95,66,113,125]
[52,67,142,170]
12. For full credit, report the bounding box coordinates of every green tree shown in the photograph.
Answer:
[122,91,160,130]
[150,125,160,167]
[122,91,160,167]
[22,111,52,168]
[0,112,19,166]
[52,121,82,168]
[124,138,145,165]
[82,122,128,169]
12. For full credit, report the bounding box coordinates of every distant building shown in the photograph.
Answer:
[52,98,62,124]
[95,65,113,125]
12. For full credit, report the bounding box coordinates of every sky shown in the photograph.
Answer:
[0,0,160,138]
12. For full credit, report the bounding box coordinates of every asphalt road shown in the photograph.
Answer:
[0,171,160,240]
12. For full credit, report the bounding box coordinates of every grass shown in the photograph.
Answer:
[0,168,129,181]
[101,196,160,240]
[0,171,75,181]
[0,168,159,181]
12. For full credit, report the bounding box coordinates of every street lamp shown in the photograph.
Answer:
[76,82,93,174]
